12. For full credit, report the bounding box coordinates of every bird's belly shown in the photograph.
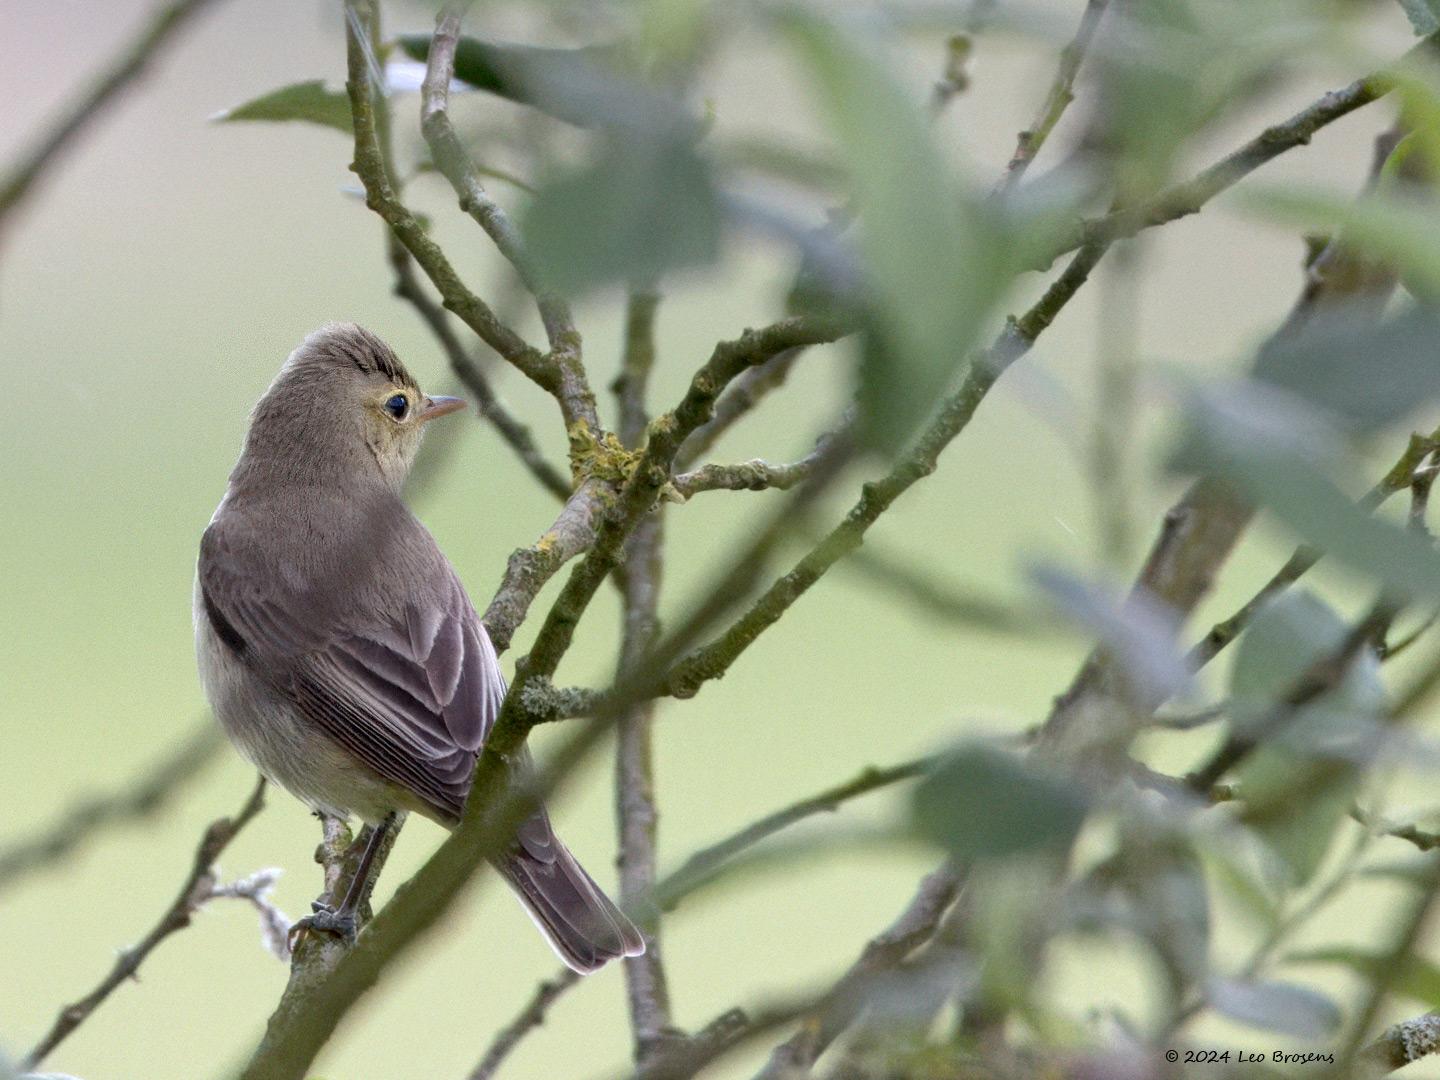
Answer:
[193,583,401,824]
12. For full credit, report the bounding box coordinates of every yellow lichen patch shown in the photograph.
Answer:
[567,419,643,485]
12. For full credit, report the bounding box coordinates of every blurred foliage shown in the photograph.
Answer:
[18,0,1440,1077]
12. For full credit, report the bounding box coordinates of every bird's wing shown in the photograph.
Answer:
[199,510,504,821]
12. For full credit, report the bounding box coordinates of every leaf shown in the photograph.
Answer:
[522,134,721,295]
[1206,977,1341,1038]
[1228,591,1383,883]
[396,35,664,131]
[1029,565,1190,704]
[1253,307,1440,434]
[912,744,1089,861]
[1229,591,1384,736]
[1245,188,1440,302]
[1175,382,1440,602]
[1199,839,1283,932]
[1287,947,1440,1007]
[212,81,352,134]
[1399,0,1440,35]
[785,13,1013,453]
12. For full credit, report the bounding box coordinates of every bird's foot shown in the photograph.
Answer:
[286,900,358,952]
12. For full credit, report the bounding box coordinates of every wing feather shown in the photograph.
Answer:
[199,508,505,822]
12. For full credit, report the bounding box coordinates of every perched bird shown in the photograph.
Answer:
[195,323,643,973]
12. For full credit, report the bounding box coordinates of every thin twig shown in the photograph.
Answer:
[752,864,964,1079]
[672,425,848,499]
[344,0,594,429]
[1187,429,1438,672]
[419,7,578,356]
[389,242,571,500]
[676,348,807,469]
[660,241,1109,702]
[655,756,935,911]
[468,969,582,1080]
[21,777,266,1070]
[0,722,223,895]
[997,0,1110,191]
[0,0,221,237]
[1041,35,1437,269]
[612,284,676,1060]
[1336,855,1440,1074]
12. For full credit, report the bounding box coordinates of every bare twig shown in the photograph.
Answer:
[676,348,807,469]
[655,756,934,911]
[1356,1010,1440,1077]
[0,0,221,239]
[998,0,1110,191]
[389,242,571,500]
[660,241,1108,702]
[612,284,676,1060]
[672,426,847,499]
[1042,35,1437,269]
[1185,430,1439,673]
[468,968,582,1080]
[752,865,964,1079]
[22,777,266,1070]
[419,7,579,357]
[344,0,595,430]
[0,722,223,895]
[1336,855,1440,1074]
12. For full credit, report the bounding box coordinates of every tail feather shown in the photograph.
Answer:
[495,822,645,974]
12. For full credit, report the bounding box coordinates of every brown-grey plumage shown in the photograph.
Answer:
[194,323,643,972]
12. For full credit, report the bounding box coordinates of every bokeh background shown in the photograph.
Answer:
[1,1,1433,1077]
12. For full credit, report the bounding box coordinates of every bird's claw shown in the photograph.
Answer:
[286,902,358,951]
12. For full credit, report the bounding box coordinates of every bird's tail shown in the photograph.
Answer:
[493,812,645,974]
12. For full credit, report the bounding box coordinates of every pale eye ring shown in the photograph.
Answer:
[383,393,409,421]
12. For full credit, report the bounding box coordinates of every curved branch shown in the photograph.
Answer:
[22,778,266,1070]
[0,722,223,896]
[419,7,580,361]
[0,0,222,237]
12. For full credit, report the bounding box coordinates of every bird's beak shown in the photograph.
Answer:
[419,395,466,423]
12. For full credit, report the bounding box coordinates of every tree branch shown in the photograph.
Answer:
[344,0,595,430]
[612,284,677,1059]
[659,241,1108,701]
[0,722,223,896]
[752,864,964,1079]
[467,968,582,1080]
[997,0,1110,191]
[672,425,847,499]
[21,777,266,1070]
[655,756,934,911]
[388,241,571,500]
[0,0,221,239]
[419,6,580,358]
[1043,35,1436,268]
[675,347,806,469]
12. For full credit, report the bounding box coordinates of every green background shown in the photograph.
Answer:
[0,1,1429,1077]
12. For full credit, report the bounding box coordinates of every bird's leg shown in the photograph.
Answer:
[287,813,395,949]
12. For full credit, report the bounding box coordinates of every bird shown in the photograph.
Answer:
[194,323,644,973]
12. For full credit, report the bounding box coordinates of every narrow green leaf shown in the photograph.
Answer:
[523,136,720,295]
[212,81,352,134]
[785,14,1012,453]
[1176,384,1440,601]
[1207,978,1341,1038]
[912,744,1088,861]
[1227,592,1383,883]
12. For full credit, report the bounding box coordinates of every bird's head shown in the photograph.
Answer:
[237,323,465,492]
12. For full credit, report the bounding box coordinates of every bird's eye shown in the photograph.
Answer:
[383,393,409,421]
